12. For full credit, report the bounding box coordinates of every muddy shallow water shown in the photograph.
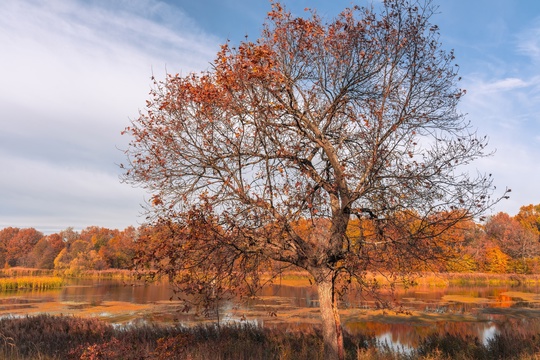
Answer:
[1,278,540,348]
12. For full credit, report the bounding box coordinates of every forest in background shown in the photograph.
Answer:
[1,203,539,276]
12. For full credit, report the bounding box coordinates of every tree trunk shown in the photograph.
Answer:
[316,276,344,360]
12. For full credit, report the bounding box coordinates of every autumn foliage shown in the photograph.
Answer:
[119,1,512,358]
[1,204,538,276]
[0,1,521,359]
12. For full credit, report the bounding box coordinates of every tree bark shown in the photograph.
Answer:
[316,275,344,360]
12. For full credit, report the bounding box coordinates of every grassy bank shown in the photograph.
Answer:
[0,315,539,359]
[4,267,539,287]
[268,270,540,290]
[0,267,140,281]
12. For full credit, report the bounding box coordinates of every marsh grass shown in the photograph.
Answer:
[438,273,540,287]
[364,272,540,288]
[4,268,540,288]
[73,269,137,281]
[0,267,142,282]
[1,315,540,359]
[0,277,63,291]
[0,268,55,278]
[271,271,540,289]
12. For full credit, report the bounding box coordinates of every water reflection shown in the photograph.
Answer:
[347,319,500,351]
[1,279,539,350]
[377,331,414,354]
[57,278,176,304]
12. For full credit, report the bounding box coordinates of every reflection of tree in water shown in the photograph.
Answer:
[347,322,428,349]
[345,319,511,349]
[9,278,540,349]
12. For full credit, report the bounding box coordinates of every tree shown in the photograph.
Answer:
[59,227,80,246]
[80,226,118,252]
[53,239,106,274]
[515,204,540,241]
[122,1,507,358]
[99,226,138,269]
[0,227,20,267]
[485,212,539,271]
[5,228,43,267]
[29,234,65,269]
[484,245,510,273]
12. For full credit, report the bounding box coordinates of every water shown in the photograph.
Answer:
[1,278,539,349]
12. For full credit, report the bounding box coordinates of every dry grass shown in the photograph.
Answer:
[0,277,63,291]
[72,269,138,280]
[0,315,540,359]
[0,268,55,278]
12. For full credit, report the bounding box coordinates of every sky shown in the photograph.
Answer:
[1,0,539,234]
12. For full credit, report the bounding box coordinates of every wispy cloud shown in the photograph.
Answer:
[478,77,529,92]
[460,55,540,215]
[0,0,220,232]
[517,19,540,62]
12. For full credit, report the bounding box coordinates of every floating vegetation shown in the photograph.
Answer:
[500,291,540,302]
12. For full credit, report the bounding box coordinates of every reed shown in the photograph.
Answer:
[0,276,64,291]
[0,267,55,278]
[73,269,137,280]
[442,272,540,286]
[1,315,540,359]
[363,272,540,288]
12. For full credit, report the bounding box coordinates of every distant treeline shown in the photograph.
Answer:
[1,203,539,275]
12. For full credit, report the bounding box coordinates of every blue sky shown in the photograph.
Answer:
[1,0,539,234]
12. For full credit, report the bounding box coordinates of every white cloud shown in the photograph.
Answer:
[0,0,220,232]
[459,72,540,215]
[0,152,147,232]
[517,20,540,62]
[478,77,529,92]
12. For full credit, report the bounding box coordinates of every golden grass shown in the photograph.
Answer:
[73,269,137,280]
[262,270,540,290]
[0,267,55,278]
[443,273,540,286]
[362,272,540,288]
[0,276,64,291]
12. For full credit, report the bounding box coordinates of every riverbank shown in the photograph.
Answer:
[3,267,540,287]
[0,314,538,359]
[273,271,540,287]
[0,267,138,279]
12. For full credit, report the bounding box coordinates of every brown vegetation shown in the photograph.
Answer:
[0,315,540,359]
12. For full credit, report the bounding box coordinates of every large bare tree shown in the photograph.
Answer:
[122,1,507,358]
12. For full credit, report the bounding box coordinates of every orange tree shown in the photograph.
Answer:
[485,212,539,272]
[122,1,507,358]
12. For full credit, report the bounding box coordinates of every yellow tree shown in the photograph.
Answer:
[122,1,507,358]
[485,212,539,272]
[515,204,540,243]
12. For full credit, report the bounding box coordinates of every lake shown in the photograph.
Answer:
[1,278,540,350]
